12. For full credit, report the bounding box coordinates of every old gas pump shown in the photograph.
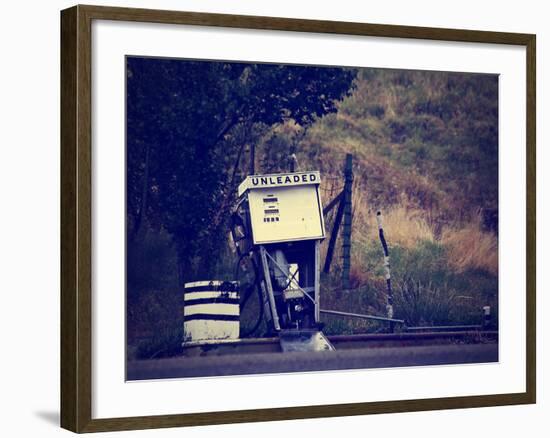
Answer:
[231,171,334,352]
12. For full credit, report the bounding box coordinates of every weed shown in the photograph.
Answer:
[134,324,183,360]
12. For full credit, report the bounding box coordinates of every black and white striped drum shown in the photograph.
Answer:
[183,280,240,343]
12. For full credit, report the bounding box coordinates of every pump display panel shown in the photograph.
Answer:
[238,172,326,245]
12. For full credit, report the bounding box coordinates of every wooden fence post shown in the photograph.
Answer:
[342,153,353,289]
[323,195,345,274]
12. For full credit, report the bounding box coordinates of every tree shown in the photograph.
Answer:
[126,57,356,280]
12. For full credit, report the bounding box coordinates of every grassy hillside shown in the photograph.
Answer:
[287,68,498,221]
[256,68,499,334]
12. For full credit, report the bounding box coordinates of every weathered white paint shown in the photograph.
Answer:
[184,303,239,317]
[184,291,239,301]
[183,281,240,343]
[245,182,325,244]
[184,280,229,288]
[183,320,240,343]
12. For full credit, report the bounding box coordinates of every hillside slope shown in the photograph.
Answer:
[256,67,500,334]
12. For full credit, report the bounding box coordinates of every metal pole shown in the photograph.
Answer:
[406,325,482,332]
[289,153,298,172]
[483,306,491,329]
[376,211,394,332]
[342,153,353,289]
[320,309,404,324]
[315,240,320,323]
[259,246,280,331]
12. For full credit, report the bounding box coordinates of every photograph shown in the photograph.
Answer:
[125,56,500,380]
[55,2,536,433]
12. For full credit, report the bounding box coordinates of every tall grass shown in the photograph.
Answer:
[362,205,435,247]
[345,191,497,276]
[318,186,498,329]
[441,214,498,275]
[394,278,456,326]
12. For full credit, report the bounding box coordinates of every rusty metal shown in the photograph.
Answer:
[320,308,404,324]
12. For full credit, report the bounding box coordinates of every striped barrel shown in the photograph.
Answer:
[183,280,240,343]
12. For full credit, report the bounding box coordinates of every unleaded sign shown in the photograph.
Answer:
[238,171,320,197]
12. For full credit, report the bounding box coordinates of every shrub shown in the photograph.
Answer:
[134,324,183,359]
[394,278,456,326]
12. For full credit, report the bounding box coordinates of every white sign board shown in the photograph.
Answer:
[241,172,325,244]
[238,171,320,197]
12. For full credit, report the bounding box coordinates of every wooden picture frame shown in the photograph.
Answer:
[61,4,536,433]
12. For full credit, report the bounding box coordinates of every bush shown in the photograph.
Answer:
[393,278,456,326]
[134,324,183,359]
[127,227,179,299]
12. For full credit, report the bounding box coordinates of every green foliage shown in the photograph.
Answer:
[341,238,498,329]
[390,241,449,287]
[134,324,183,360]
[302,68,499,221]
[319,272,387,334]
[127,284,183,357]
[394,279,456,326]
[127,58,356,282]
[127,227,179,298]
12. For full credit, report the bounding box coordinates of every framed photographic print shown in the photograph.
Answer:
[60,4,536,433]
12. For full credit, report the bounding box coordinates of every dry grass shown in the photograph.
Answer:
[347,182,435,249]
[372,207,497,275]
[320,174,498,283]
[441,215,498,275]
[368,205,435,247]
[349,183,497,275]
